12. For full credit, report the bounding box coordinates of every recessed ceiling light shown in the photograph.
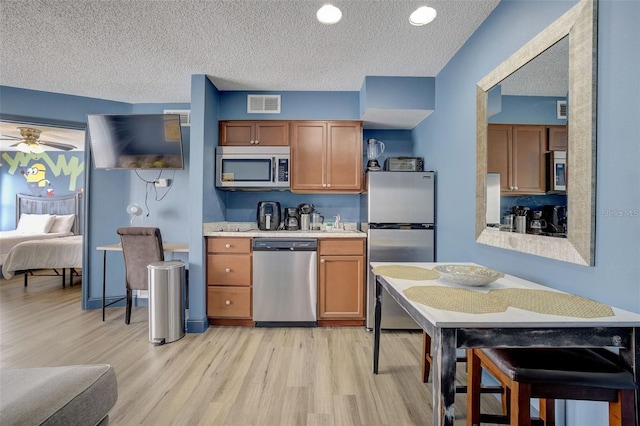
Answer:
[317,4,342,25]
[409,6,437,26]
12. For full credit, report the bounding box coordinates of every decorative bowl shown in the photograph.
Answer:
[434,265,504,287]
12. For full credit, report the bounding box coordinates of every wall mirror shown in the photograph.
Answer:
[475,0,597,266]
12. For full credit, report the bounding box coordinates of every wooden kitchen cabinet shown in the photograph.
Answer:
[219,121,289,146]
[487,124,546,195]
[206,237,253,325]
[547,125,568,151]
[290,121,363,193]
[318,238,366,325]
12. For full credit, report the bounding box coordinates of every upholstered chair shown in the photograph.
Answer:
[116,227,164,324]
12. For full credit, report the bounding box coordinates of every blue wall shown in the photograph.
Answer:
[489,95,567,124]
[413,1,639,424]
[186,74,221,332]
[219,91,359,120]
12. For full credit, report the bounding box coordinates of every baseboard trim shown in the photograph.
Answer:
[186,317,209,333]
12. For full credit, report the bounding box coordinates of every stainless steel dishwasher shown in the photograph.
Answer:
[252,238,317,327]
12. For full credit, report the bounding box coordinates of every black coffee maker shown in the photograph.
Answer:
[541,205,567,234]
[284,207,300,230]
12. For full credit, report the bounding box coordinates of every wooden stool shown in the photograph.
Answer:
[467,347,637,426]
[422,332,504,399]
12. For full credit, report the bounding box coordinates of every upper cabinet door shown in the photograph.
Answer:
[326,122,362,191]
[290,121,363,193]
[219,121,290,146]
[547,125,568,151]
[487,124,512,192]
[512,125,546,194]
[254,121,289,146]
[488,124,546,195]
[291,121,326,191]
[219,122,254,145]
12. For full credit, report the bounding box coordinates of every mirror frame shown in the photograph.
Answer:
[475,0,597,266]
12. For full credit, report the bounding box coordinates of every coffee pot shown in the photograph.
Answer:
[311,212,324,230]
[529,210,547,234]
[366,138,385,171]
[284,207,300,230]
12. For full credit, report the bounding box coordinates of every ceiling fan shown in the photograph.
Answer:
[0,126,76,153]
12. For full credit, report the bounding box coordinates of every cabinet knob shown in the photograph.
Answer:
[255,140,259,144]
[322,183,327,188]
[249,140,255,145]
[225,244,231,248]
[327,184,331,188]
[225,268,231,273]
[320,259,325,263]
[225,300,231,305]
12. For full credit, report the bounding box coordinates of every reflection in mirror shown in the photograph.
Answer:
[476,0,597,266]
[487,36,569,237]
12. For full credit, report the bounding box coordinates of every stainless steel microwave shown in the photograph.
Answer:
[215,146,290,190]
[546,150,566,193]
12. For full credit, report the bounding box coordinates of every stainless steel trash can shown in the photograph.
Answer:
[147,260,185,345]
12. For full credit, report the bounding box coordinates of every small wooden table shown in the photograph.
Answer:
[370,262,640,426]
[97,242,188,321]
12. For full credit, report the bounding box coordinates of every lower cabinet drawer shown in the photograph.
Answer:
[207,254,252,286]
[207,286,251,318]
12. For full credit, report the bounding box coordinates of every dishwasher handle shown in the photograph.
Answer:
[253,238,317,251]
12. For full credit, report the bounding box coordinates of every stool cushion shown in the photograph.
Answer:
[0,364,118,426]
[480,348,637,390]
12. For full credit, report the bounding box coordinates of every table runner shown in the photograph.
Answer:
[372,265,440,281]
[402,286,614,318]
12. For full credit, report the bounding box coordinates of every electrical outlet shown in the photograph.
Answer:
[155,178,170,188]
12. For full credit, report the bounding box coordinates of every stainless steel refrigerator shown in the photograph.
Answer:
[365,171,435,329]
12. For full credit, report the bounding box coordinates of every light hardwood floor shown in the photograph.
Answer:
[0,272,503,425]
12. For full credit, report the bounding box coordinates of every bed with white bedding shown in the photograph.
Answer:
[0,193,82,285]
[0,231,74,265]
[2,235,83,279]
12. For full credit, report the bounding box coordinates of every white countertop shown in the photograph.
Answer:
[203,222,366,238]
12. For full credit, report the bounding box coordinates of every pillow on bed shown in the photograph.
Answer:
[15,214,56,234]
[50,214,76,234]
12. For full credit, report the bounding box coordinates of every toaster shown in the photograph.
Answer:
[384,157,424,171]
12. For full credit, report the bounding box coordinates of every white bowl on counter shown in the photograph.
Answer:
[434,265,504,287]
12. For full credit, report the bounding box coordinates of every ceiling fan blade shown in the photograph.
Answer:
[0,134,22,141]
[39,140,76,151]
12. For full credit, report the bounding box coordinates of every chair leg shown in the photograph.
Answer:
[539,399,555,426]
[609,389,635,426]
[502,387,510,416]
[466,349,482,426]
[125,289,132,324]
[422,331,432,383]
[510,380,531,426]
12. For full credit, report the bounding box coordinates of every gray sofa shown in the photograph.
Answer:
[0,364,118,426]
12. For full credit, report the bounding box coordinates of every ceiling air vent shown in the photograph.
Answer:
[247,95,281,114]
[557,100,567,120]
[164,109,191,126]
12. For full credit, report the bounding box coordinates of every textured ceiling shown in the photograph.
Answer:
[0,0,500,104]
[500,36,568,96]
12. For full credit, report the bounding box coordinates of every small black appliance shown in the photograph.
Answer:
[257,201,281,231]
[541,205,567,234]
